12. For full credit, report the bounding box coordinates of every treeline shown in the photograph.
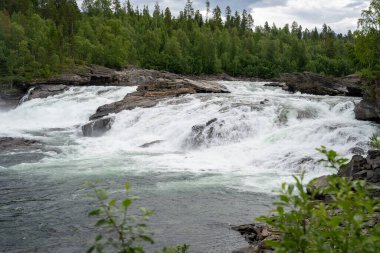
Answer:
[0,0,378,82]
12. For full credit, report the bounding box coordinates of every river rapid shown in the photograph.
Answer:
[0,82,378,252]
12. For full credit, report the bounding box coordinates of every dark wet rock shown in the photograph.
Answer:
[82,116,115,137]
[139,140,164,148]
[0,83,28,107]
[336,150,380,194]
[280,72,365,96]
[354,86,380,123]
[297,156,313,165]
[349,147,365,156]
[264,82,286,88]
[0,137,45,152]
[185,118,223,148]
[307,175,330,199]
[206,118,218,126]
[260,99,269,105]
[340,74,365,97]
[231,224,279,253]
[89,78,229,120]
[0,137,56,167]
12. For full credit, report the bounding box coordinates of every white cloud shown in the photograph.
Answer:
[250,0,371,33]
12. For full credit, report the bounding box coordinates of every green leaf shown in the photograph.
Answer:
[109,199,117,207]
[125,182,130,192]
[122,198,132,209]
[89,209,101,216]
[95,219,107,227]
[96,189,108,201]
[86,246,95,253]
[95,234,102,242]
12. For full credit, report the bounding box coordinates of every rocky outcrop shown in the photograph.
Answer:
[20,85,69,102]
[231,224,280,253]
[1,66,195,104]
[354,86,380,123]
[338,150,380,185]
[82,116,115,137]
[89,78,229,120]
[279,72,364,97]
[308,150,380,198]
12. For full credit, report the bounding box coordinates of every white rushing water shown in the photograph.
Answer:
[0,82,378,192]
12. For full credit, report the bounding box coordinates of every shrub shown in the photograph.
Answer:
[258,148,380,253]
[86,182,189,253]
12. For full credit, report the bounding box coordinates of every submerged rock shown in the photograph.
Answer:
[139,140,164,148]
[0,137,45,152]
[82,116,115,137]
[0,137,56,167]
[264,82,286,88]
[184,118,222,148]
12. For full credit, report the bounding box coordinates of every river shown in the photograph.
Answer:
[0,82,377,252]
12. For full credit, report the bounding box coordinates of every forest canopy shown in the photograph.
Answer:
[0,0,379,82]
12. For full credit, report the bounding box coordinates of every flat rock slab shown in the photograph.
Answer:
[89,78,229,120]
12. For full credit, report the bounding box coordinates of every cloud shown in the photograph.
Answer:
[250,0,371,33]
[76,0,371,33]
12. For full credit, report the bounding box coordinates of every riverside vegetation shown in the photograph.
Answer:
[254,140,380,253]
[0,0,379,84]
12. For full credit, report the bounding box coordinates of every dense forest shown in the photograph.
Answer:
[0,0,379,82]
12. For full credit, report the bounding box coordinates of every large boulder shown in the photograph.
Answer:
[89,78,229,120]
[354,86,380,123]
[82,116,115,137]
[280,72,364,96]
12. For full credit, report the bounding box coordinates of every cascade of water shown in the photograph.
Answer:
[0,82,377,191]
[18,87,36,105]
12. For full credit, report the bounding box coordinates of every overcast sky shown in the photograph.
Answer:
[76,0,371,33]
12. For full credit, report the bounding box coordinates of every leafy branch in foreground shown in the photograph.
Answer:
[86,182,154,253]
[86,182,189,253]
[258,147,380,253]
[315,145,349,171]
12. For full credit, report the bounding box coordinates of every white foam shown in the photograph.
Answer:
[2,82,378,192]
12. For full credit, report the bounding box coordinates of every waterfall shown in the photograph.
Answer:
[0,82,377,191]
[18,87,36,105]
